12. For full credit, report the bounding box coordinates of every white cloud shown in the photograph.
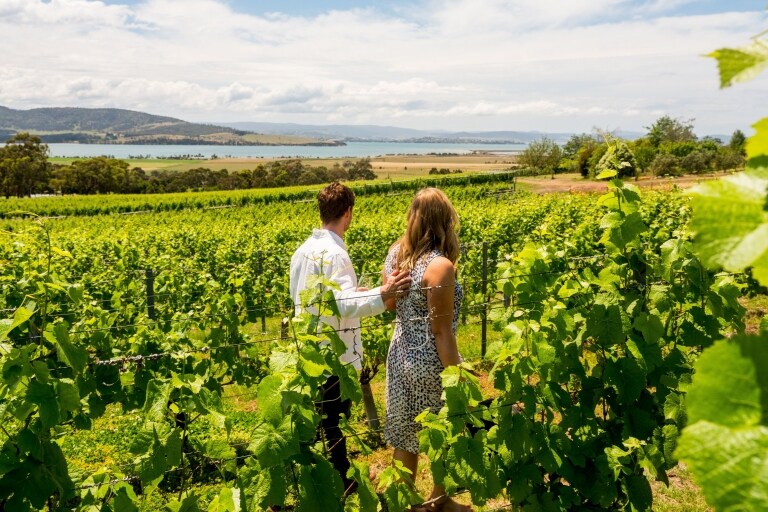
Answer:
[0,0,135,27]
[0,0,766,133]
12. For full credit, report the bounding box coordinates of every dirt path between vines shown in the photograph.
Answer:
[516,173,721,194]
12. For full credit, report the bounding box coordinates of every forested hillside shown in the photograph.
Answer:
[0,106,339,145]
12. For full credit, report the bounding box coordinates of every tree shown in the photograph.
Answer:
[728,129,747,155]
[595,135,639,179]
[659,140,698,158]
[562,133,598,158]
[629,138,658,174]
[348,158,376,180]
[714,149,745,171]
[648,153,680,177]
[53,156,138,194]
[0,132,51,198]
[645,115,697,147]
[561,133,599,177]
[679,151,709,174]
[517,137,563,178]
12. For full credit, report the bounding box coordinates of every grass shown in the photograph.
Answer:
[47,153,517,176]
[651,465,713,512]
[741,293,768,334]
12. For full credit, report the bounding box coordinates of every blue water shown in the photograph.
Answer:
[47,141,526,159]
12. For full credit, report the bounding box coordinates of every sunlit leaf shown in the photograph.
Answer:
[708,41,768,88]
[689,168,768,286]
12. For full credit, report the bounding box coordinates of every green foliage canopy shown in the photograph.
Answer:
[0,132,51,198]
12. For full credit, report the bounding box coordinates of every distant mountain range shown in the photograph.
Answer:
[0,106,341,146]
[219,121,610,144]
[0,105,655,146]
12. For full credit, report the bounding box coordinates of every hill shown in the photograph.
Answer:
[220,121,632,144]
[0,106,341,146]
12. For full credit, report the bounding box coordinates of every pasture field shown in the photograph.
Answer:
[48,152,517,176]
[0,177,754,511]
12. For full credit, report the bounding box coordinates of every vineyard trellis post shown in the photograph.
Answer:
[256,251,266,332]
[481,240,488,357]
[145,268,156,320]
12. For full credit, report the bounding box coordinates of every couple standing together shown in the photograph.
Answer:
[290,182,471,512]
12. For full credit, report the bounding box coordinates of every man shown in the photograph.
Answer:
[289,181,410,494]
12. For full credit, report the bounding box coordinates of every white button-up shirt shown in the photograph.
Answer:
[289,228,386,370]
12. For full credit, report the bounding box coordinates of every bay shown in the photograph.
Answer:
[47,141,525,159]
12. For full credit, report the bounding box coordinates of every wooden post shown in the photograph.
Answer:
[145,268,156,320]
[481,241,488,358]
[256,252,266,333]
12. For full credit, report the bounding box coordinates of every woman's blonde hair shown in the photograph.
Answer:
[396,188,460,271]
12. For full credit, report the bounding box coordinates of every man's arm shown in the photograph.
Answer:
[332,256,410,318]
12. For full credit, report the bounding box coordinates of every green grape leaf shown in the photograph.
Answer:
[257,374,284,427]
[418,422,447,460]
[207,487,238,512]
[140,432,168,485]
[0,306,34,342]
[43,322,87,373]
[240,460,287,510]
[747,117,768,166]
[66,283,84,305]
[166,428,182,467]
[685,337,762,427]
[690,168,768,286]
[326,353,363,403]
[281,390,319,439]
[604,357,645,405]
[26,380,59,428]
[378,461,422,511]
[56,378,81,413]
[142,379,171,423]
[663,392,686,426]
[348,462,380,512]
[248,417,300,466]
[113,486,140,512]
[298,344,329,378]
[596,169,617,180]
[676,334,768,511]
[165,492,201,512]
[677,421,768,511]
[624,474,653,512]
[296,457,343,511]
[202,439,235,461]
[586,303,627,346]
[708,42,768,88]
[633,312,664,346]
[660,424,679,465]
[600,211,646,252]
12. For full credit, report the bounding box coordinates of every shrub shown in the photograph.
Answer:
[649,153,681,176]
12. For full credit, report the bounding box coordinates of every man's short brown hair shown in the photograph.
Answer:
[318,182,355,224]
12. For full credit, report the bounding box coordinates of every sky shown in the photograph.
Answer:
[1,0,767,136]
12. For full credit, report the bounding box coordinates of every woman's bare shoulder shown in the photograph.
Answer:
[423,255,455,284]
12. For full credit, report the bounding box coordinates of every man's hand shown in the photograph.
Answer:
[381,269,411,300]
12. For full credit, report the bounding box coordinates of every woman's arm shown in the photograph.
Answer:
[424,256,461,368]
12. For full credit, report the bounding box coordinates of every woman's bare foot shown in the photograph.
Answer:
[419,495,472,512]
[437,497,472,512]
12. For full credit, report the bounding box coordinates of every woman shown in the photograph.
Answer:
[382,188,471,512]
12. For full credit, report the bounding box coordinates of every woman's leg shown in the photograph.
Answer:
[393,447,419,482]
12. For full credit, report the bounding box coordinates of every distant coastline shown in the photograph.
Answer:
[47,141,528,159]
[34,134,346,147]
